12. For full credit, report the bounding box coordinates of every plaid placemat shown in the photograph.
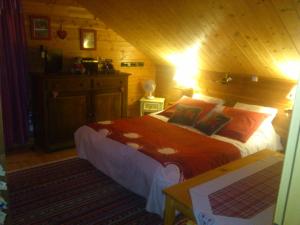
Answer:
[208,161,283,219]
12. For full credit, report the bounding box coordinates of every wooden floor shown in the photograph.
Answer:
[6,146,78,172]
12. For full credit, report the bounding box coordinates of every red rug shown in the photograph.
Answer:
[8,157,163,225]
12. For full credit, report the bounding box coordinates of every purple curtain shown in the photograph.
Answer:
[0,0,29,149]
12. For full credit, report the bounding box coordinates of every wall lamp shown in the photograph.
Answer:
[284,85,297,116]
[217,73,233,85]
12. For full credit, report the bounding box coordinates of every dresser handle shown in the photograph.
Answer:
[119,86,124,93]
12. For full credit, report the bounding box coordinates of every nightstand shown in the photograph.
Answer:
[140,97,165,116]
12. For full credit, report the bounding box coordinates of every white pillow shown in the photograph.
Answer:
[234,102,278,122]
[192,93,225,105]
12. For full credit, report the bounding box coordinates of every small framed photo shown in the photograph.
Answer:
[80,29,97,50]
[30,15,51,40]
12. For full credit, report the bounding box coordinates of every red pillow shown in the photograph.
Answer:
[159,96,217,120]
[217,107,269,143]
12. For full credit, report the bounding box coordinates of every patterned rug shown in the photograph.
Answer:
[8,157,165,225]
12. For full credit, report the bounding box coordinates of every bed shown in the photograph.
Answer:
[74,96,283,217]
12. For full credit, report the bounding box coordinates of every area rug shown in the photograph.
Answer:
[8,157,164,225]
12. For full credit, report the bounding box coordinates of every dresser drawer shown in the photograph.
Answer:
[93,77,125,89]
[47,78,90,91]
[144,102,163,111]
[140,97,165,116]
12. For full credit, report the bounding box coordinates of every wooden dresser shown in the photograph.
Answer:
[32,72,130,151]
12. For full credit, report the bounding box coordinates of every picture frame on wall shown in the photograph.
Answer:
[80,29,97,50]
[30,15,51,40]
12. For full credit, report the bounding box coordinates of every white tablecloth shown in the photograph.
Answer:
[190,156,282,225]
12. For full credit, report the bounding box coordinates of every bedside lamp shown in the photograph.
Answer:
[143,80,156,99]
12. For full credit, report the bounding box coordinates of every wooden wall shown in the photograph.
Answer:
[21,0,297,139]
[156,65,296,144]
[22,0,156,116]
[77,0,300,81]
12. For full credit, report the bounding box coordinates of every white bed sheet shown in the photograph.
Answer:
[74,114,282,217]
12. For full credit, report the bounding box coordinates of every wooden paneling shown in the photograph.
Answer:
[156,65,296,143]
[22,0,156,116]
[77,0,300,81]
[22,0,300,123]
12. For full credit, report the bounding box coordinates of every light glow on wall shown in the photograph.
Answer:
[166,43,201,89]
[277,61,300,81]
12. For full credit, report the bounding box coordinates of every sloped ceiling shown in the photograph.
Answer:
[76,1,300,80]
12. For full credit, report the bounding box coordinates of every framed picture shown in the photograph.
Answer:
[80,29,97,50]
[30,15,51,40]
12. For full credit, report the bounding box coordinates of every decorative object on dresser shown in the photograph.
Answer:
[30,15,51,40]
[45,48,63,73]
[140,97,165,116]
[98,58,115,74]
[70,57,86,74]
[31,72,130,151]
[81,58,99,75]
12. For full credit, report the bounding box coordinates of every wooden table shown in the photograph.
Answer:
[163,150,283,225]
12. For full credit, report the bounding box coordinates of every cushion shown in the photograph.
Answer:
[234,102,278,123]
[168,104,202,126]
[160,96,217,119]
[217,107,270,143]
[192,93,225,105]
[194,112,231,136]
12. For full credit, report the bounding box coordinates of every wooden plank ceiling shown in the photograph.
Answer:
[73,0,300,80]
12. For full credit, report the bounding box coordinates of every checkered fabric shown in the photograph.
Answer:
[208,161,283,219]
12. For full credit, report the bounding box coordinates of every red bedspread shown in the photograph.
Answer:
[88,116,241,179]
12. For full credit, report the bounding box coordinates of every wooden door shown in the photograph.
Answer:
[93,91,122,121]
[47,91,89,149]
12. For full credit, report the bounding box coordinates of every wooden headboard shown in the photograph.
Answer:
[156,66,296,144]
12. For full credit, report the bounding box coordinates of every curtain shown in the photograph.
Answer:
[0,0,29,148]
